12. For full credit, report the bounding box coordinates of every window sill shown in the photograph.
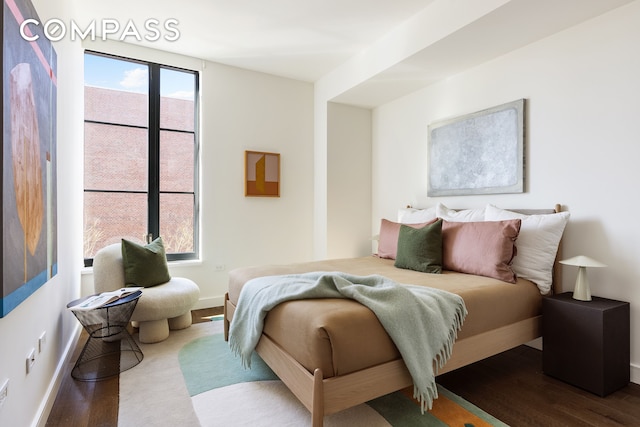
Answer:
[81,258,203,275]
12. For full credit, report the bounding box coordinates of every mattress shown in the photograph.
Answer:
[228,256,542,378]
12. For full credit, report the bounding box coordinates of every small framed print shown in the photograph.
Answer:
[245,151,280,197]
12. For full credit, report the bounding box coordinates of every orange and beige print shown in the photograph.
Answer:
[245,151,280,197]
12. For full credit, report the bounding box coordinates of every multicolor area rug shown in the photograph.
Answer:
[119,318,508,426]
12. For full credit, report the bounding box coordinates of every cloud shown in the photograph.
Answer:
[119,67,147,90]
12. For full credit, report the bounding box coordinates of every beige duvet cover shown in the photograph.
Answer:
[227,256,542,379]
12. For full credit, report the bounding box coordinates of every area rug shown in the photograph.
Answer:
[119,318,508,426]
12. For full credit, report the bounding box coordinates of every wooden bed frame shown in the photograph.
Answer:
[224,204,563,426]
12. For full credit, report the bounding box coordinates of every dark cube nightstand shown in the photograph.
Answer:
[543,292,630,396]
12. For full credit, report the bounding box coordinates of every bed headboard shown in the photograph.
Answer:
[508,204,561,216]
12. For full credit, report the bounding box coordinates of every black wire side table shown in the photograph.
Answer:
[67,291,144,381]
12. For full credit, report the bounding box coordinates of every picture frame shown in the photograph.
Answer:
[427,99,525,197]
[2,0,58,317]
[245,151,280,197]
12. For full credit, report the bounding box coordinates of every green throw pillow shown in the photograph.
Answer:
[121,237,171,287]
[394,219,443,274]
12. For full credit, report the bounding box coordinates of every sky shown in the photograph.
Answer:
[84,53,195,99]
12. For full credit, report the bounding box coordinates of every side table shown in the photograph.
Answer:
[67,291,144,381]
[542,292,629,396]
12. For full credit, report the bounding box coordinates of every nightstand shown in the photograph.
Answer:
[542,292,630,396]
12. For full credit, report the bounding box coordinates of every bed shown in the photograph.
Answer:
[224,204,568,426]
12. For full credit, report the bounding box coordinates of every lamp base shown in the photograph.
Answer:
[572,267,591,301]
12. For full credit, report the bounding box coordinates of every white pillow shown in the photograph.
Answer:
[436,203,486,222]
[397,207,437,224]
[484,204,570,294]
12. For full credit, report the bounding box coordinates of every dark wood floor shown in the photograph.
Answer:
[438,345,640,426]
[45,307,222,427]
[47,308,640,426]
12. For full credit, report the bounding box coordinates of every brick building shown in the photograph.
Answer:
[83,86,195,259]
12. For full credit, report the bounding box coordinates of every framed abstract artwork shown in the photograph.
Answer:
[2,0,58,317]
[427,99,525,197]
[245,151,280,197]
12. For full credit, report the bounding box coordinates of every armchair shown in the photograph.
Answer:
[93,242,200,343]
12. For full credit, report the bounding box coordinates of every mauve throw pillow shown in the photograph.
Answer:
[121,237,171,287]
[377,218,435,259]
[441,219,521,283]
[394,219,443,273]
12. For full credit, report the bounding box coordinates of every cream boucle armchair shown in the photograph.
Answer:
[93,243,200,343]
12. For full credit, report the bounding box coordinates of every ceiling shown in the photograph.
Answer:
[73,0,434,82]
[73,0,633,107]
[331,0,635,107]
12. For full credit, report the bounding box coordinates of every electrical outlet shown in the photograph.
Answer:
[39,331,46,353]
[214,264,226,272]
[26,349,35,374]
[0,379,8,408]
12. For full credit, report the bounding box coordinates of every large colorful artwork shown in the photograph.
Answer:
[2,0,57,317]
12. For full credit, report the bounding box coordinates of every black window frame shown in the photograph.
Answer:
[83,50,200,267]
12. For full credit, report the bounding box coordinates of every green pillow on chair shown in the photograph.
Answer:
[121,237,171,287]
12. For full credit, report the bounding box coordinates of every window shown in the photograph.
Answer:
[83,51,199,266]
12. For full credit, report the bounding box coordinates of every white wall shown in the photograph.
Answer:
[370,2,640,381]
[0,0,85,425]
[191,60,315,306]
[327,102,372,258]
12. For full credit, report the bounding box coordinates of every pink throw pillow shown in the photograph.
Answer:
[441,219,521,283]
[377,218,435,259]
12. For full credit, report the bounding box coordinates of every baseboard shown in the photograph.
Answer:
[194,295,224,310]
[526,337,542,350]
[631,363,640,385]
[33,324,82,427]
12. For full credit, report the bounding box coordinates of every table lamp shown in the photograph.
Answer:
[559,255,607,301]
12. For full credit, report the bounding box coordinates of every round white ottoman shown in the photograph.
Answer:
[131,277,200,343]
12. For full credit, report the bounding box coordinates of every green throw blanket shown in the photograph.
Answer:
[228,271,467,412]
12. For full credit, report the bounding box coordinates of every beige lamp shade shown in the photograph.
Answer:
[559,256,607,301]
